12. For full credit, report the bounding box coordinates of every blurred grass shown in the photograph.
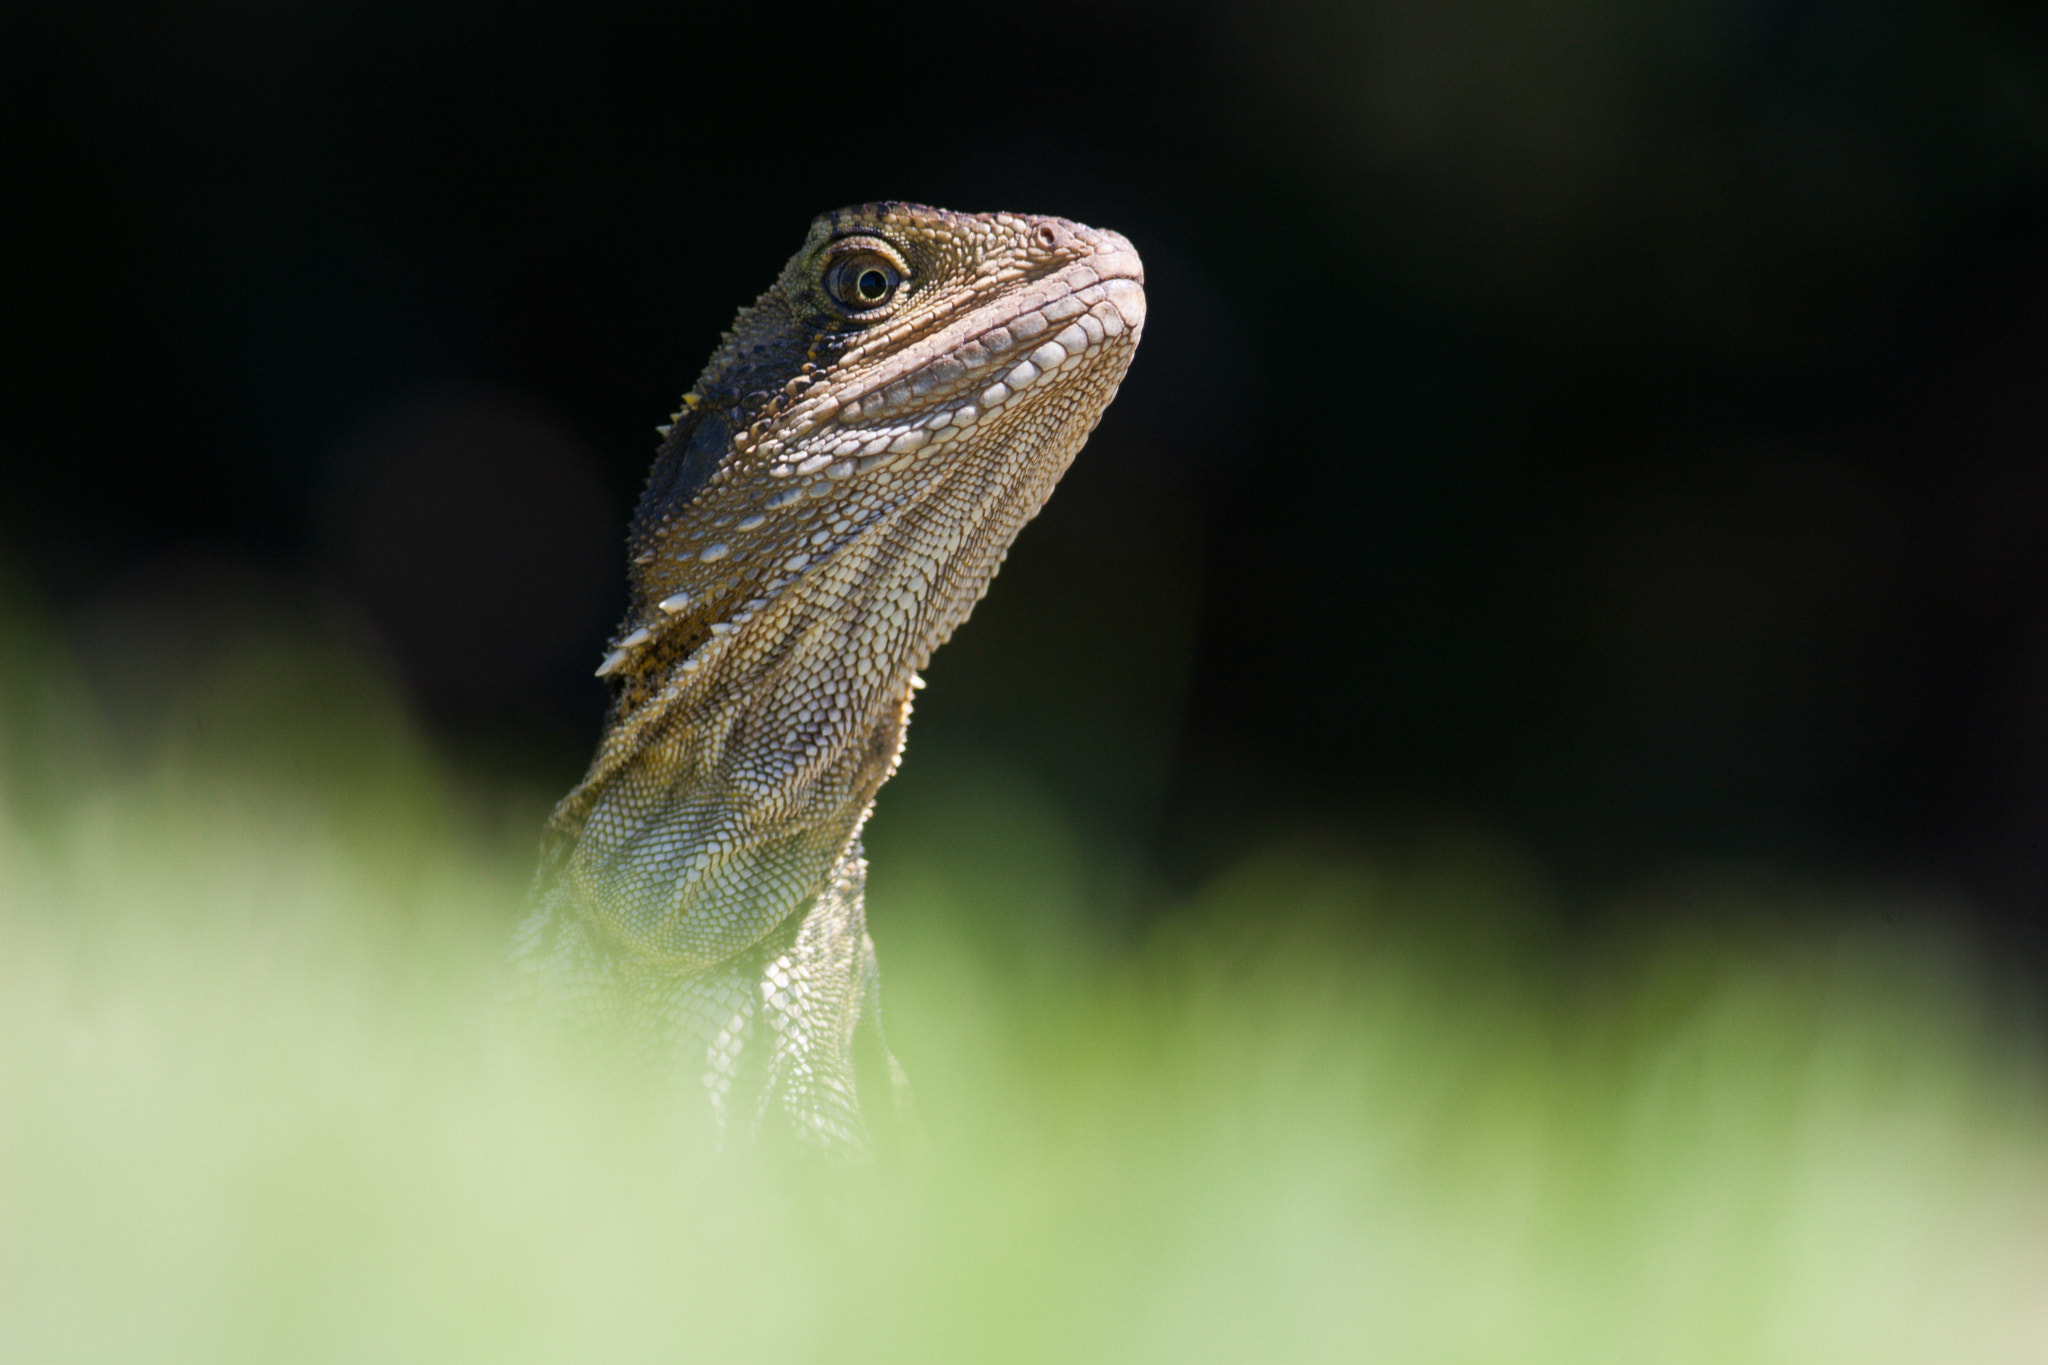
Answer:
[2,587,2045,1364]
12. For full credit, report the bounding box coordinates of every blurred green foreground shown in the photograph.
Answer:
[2,594,2044,1364]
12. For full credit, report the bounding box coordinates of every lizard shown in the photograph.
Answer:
[510,203,1145,1153]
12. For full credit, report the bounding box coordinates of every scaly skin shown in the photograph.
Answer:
[512,204,1145,1150]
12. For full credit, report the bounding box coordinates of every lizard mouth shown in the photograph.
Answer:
[819,238,1146,433]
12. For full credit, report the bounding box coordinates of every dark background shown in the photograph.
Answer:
[8,0,2047,968]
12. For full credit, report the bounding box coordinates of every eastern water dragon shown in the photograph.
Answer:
[511,203,1146,1152]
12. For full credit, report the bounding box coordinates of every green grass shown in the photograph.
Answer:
[2,605,2044,1363]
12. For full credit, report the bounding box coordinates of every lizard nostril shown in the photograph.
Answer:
[1036,224,1060,249]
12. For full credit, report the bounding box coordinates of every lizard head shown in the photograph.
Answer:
[607,203,1145,695]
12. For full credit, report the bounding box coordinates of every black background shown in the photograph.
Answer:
[8,0,2047,968]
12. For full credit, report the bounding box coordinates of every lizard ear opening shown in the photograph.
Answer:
[630,405,732,546]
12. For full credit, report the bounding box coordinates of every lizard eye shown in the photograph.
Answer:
[825,252,902,311]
